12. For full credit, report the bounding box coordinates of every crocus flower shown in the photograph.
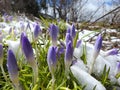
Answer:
[49,24,59,46]
[22,35,35,66]
[64,41,73,78]
[115,62,120,76]
[47,46,57,76]
[117,62,120,72]
[66,28,71,34]
[22,35,38,85]
[8,16,13,21]
[26,21,31,30]
[47,46,57,88]
[0,44,3,65]
[20,22,25,31]
[76,40,81,48]
[71,24,76,38]
[8,27,12,34]
[33,23,42,40]
[105,48,118,56]
[20,32,26,46]
[7,49,19,88]
[93,34,102,59]
[65,33,73,46]
[55,46,65,58]
[89,34,102,74]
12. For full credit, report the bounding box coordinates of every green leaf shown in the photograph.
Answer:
[93,85,97,90]
[115,72,120,79]
[81,42,87,64]
[73,31,79,48]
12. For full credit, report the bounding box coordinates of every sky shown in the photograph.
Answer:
[38,0,118,20]
[74,0,116,21]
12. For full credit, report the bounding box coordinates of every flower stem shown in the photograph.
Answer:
[0,65,7,81]
[89,58,96,74]
[32,63,38,86]
[52,74,55,90]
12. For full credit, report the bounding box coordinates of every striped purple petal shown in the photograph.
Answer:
[49,24,59,46]
[65,33,73,45]
[33,23,42,40]
[71,24,76,38]
[20,32,26,46]
[47,46,57,73]
[64,41,73,77]
[116,62,120,74]
[106,48,118,56]
[7,49,18,76]
[20,22,25,31]
[76,40,81,48]
[22,35,35,65]
[94,34,102,53]
[65,41,73,62]
[67,28,71,34]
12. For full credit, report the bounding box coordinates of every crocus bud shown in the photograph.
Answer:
[20,32,26,46]
[7,49,19,88]
[49,24,59,46]
[71,24,76,38]
[22,35,35,66]
[115,62,120,76]
[65,33,73,46]
[55,46,65,58]
[26,21,31,30]
[105,48,118,56]
[64,41,73,78]
[33,23,42,40]
[89,34,102,74]
[20,22,25,31]
[76,40,81,48]
[117,62,120,72]
[66,28,71,34]
[93,34,102,59]
[22,35,38,85]
[0,44,3,65]
[47,46,57,75]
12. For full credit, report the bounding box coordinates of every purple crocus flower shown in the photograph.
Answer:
[33,23,42,40]
[93,34,102,59]
[8,16,13,21]
[22,35,38,85]
[76,40,81,48]
[47,46,57,80]
[64,41,73,78]
[66,28,71,34]
[117,62,120,72]
[8,27,12,34]
[89,34,102,74]
[55,46,65,58]
[20,32,26,46]
[49,24,59,46]
[26,21,31,30]
[7,49,19,87]
[22,35,35,66]
[0,44,3,65]
[20,22,25,31]
[115,62,120,75]
[105,48,118,56]
[65,33,73,45]
[71,24,76,38]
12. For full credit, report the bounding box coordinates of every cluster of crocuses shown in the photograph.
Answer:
[1,20,119,90]
[0,22,42,89]
[47,24,76,81]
